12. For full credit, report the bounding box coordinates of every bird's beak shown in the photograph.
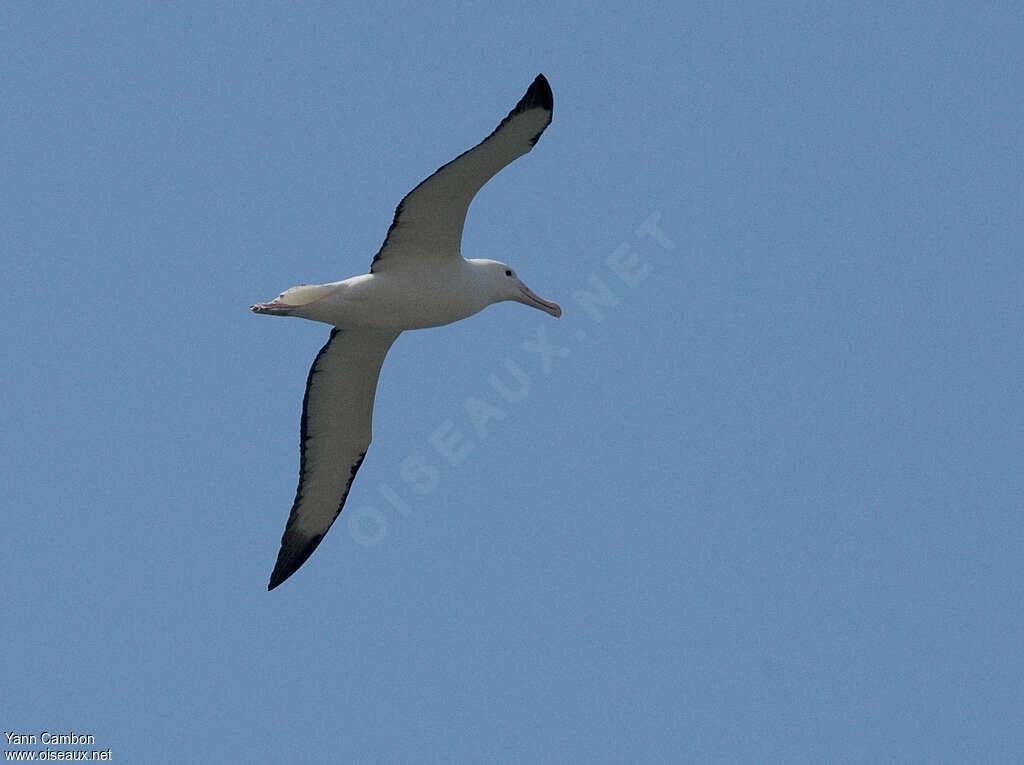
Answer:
[516,281,562,318]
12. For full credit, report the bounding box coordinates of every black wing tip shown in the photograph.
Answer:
[267,441,369,591]
[267,532,324,591]
[517,73,553,113]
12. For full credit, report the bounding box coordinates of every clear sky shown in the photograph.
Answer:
[3,1,1022,762]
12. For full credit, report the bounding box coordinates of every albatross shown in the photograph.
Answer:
[252,74,561,590]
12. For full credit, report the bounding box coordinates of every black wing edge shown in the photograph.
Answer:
[370,73,553,272]
[267,329,366,591]
[268,451,367,590]
[512,74,554,133]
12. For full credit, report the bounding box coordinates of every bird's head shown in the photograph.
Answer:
[472,259,562,317]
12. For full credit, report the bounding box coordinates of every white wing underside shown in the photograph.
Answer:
[370,75,553,272]
[268,328,399,589]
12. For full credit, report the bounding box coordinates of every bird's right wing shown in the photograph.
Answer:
[369,74,554,273]
[268,327,400,590]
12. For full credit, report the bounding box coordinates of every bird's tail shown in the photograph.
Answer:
[250,283,334,315]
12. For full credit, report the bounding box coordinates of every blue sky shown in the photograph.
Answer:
[3,1,1022,762]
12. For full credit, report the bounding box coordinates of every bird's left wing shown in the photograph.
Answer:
[268,327,400,590]
[370,74,553,272]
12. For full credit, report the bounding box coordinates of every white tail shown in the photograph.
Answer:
[277,283,335,306]
[251,283,336,316]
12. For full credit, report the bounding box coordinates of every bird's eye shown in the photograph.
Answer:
[505,269,512,277]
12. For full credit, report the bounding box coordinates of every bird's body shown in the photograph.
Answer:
[252,74,559,590]
[254,257,557,330]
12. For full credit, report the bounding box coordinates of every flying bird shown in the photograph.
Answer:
[252,74,561,590]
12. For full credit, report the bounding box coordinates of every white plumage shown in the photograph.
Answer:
[252,74,560,590]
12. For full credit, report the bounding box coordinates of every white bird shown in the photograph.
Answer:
[252,74,561,590]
